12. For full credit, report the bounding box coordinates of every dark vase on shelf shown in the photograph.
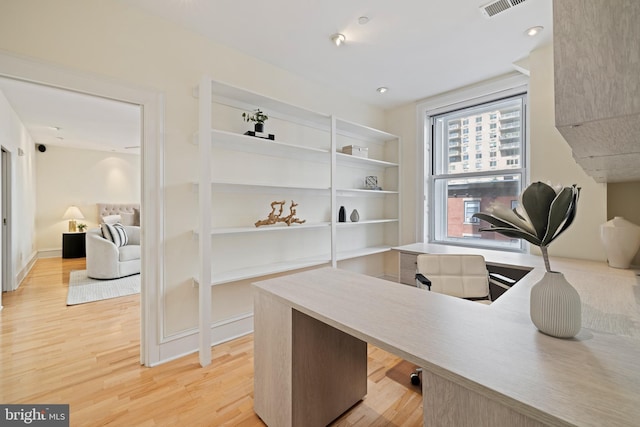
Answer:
[254,123,264,133]
[338,206,346,222]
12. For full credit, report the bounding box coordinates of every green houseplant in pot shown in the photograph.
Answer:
[473,181,582,338]
[242,108,268,133]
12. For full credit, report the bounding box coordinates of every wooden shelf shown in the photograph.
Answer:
[335,152,398,169]
[194,129,330,162]
[195,78,402,365]
[336,189,398,197]
[208,255,332,286]
[193,222,331,237]
[192,182,331,194]
[337,246,392,261]
[335,118,398,144]
[336,219,398,227]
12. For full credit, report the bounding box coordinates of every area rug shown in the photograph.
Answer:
[67,270,140,305]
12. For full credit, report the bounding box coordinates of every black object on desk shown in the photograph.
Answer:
[62,232,86,258]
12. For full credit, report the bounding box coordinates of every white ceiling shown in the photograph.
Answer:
[0,0,552,153]
[0,77,141,154]
[125,0,552,108]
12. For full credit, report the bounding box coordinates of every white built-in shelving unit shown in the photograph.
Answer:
[195,77,401,365]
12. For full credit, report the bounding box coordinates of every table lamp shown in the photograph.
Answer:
[63,205,84,232]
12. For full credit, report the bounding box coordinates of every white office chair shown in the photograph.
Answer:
[410,254,492,386]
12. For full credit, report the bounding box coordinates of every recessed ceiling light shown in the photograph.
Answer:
[330,33,346,46]
[358,16,370,25]
[377,87,388,94]
[525,26,543,37]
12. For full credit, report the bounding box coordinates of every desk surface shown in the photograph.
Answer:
[253,251,640,427]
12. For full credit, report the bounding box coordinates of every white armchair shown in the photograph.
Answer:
[86,226,141,279]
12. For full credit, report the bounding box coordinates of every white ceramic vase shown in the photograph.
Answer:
[600,217,640,269]
[530,271,581,338]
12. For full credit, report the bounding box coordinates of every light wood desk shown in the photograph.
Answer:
[252,246,640,427]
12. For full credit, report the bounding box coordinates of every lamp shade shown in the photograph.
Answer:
[63,205,85,220]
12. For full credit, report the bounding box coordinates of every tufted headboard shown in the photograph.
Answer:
[97,203,140,226]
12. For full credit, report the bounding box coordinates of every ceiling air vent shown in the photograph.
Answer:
[481,0,528,18]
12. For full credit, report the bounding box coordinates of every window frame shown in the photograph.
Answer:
[416,75,529,252]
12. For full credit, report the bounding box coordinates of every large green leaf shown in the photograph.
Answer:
[477,226,542,246]
[521,182,557,240]
[474,212,539,243]
[474,205,536,234]
[547,185,580,244]
[541,187,573,245]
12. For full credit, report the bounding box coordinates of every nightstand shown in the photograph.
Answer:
[62,232,86,258]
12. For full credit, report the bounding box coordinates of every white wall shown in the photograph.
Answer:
[0,0,385,359]
[387,43,608,263]
[0,89,37,292]
[35,145,140,252]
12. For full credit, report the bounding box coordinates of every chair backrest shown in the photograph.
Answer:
[416,254,490,300]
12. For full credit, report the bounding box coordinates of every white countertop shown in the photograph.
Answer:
[254,248,640,426]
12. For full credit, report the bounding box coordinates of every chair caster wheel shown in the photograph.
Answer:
[410,373,421,386]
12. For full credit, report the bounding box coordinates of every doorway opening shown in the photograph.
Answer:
[0,52,164,366]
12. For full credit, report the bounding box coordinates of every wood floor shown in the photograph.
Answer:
[1,258,423,426]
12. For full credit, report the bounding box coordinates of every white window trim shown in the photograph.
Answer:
[415,72,529,246]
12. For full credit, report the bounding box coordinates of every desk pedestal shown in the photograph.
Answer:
[254,291,367,427]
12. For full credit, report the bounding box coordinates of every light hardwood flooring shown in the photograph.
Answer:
[1,258,422,426]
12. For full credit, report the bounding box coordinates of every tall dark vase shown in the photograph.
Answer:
[254,123,264,133]
[338,206,346,222]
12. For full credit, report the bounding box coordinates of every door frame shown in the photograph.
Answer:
[0,51,164,366]
[1,147,12,309]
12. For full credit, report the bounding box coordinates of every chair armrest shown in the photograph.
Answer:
[86,231,119,262]
[489,272,517,290]
[124,226,141,245]
[415,273,432,291]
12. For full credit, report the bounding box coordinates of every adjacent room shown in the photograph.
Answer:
[1,0,638,426]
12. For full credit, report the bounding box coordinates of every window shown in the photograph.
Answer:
[464,200,481,224]
[428,93,527,250]
[475,125,482,132]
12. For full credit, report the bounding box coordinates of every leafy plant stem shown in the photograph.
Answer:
[540,245,551,272]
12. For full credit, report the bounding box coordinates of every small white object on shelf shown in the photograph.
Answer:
[341,145,368,158]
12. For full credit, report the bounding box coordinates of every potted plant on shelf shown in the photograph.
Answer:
[472,181,582,338]
[242,108,268,133]
[77,223,87,232]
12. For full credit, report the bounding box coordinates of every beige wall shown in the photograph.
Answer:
[0,88,37,291]
[528,43,607,262]
[386,103,419,246]
[0,0,384,350]
[387,43,609,263]
[607,181,640,266]
[35,145,140,251]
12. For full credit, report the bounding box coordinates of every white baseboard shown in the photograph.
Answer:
[152,312,254,367]
[38,249,62,258]
[15,250,38,290]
